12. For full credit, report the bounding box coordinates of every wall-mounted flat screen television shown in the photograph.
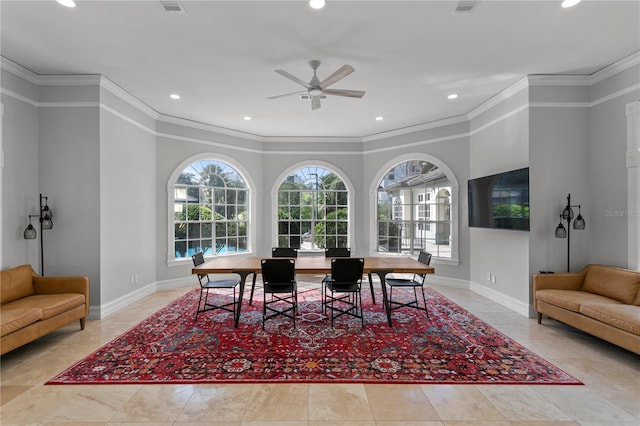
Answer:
[468,167,530,231]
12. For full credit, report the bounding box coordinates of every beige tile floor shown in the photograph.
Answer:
[1,277,639,425]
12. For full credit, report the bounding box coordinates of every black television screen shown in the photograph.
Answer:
[468,167,530,231]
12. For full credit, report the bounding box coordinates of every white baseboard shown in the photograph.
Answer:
[469,281,531,317]
[425,274,469,289]
[88,277,193,319]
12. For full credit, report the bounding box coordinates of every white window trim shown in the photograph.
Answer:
[271,160,356,253]
[368,153,460,265]
[166,152,257,266]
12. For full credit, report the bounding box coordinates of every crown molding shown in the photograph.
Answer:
[157,114,264,141]
[37,74,101,86]
[2,51,638,142]
[263,135,363,143]
[527,74,591,86]
[589,50,640,85]
[0,57,39,84]
[99,76,159,120]
[362,115,467,143]
[466,76,529,120]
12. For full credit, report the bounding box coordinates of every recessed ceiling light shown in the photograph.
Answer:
[243,116,252,121]
[170,94,180,100]
[56,0,76,7]
[309,0,325,10]
[375,116,384,121]
[561,0,582,8]
[448,93,459,100]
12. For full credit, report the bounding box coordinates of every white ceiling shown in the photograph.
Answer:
[1,0,639,138]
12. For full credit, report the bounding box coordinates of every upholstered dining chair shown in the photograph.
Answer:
[191,252,241,321]
[384,251,432,318]
[324,257,365,327]
[260,258,298,329]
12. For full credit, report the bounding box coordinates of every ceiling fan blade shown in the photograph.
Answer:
[319,64,354,89]
[267,90,305,100]
[311,95,321,110]
[323,88,365,98]
[275,69,311,89]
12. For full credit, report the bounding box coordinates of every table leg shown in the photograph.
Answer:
[233,270,256,328]
[367,273,376,304]
[248,271,258,305]
[370,269,393,327]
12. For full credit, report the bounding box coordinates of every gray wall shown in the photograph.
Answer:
[99,88,157,304]
[469,85,531,310]
[588,66,640,267]
[2,56,638,318]
[1,69,40,269]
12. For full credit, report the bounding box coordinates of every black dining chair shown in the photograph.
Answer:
[384,251,432,318]
[272,247,298,258]
[192,252,241,321]
[321,247,351,311]
[324,257,365,327]
[261,258,298,329]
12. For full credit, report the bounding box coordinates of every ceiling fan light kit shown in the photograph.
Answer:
[269,60,365,110]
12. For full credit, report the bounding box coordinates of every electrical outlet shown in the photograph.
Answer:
[134,274,139,284]
[130,275,135,285]
[487,273,491,281]
[491,275,496,283]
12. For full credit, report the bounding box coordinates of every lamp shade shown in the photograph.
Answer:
[573,213,586,230]
[24,223,37,239]
[555,222,567,238]
[42,217,53,230]
[561,206,574,221]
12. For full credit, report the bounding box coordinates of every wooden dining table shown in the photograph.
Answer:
[192,255,435,327]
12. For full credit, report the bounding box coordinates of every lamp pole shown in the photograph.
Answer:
[23,194,53,275]
[555,193,585,272]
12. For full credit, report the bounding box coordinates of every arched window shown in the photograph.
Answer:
[277,166,349,250]
[172,159,249,259]
[376,159,454,259]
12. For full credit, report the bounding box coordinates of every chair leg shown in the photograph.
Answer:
[420,286,429,318]
[359,290,364,327]
[195,288,206,321]
[262,292,267,329]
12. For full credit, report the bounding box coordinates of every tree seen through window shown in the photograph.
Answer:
[173,159,248,258]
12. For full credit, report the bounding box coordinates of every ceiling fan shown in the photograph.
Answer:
[268,60,365,110]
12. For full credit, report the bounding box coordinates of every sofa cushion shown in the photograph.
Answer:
[535,289,621,313]
[0,307,43,337]
[580,303,640,335]
[0,265,35,304]
[5,294,85,320]
[581,265,640,305]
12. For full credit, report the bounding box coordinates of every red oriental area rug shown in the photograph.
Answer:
[47,287,582,385]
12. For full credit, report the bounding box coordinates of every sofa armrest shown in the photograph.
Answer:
[532,271,585,313]
[533,272,584,292]
[33,276,89,315]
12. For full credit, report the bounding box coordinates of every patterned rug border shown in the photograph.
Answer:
[47,287,583,386]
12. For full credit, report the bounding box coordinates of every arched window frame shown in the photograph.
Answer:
[167,153,256,265]
[369,153,460,265]
[272,161,355,252]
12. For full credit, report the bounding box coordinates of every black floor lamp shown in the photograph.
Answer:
[23,194,53,275]
[554,193,585,272]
